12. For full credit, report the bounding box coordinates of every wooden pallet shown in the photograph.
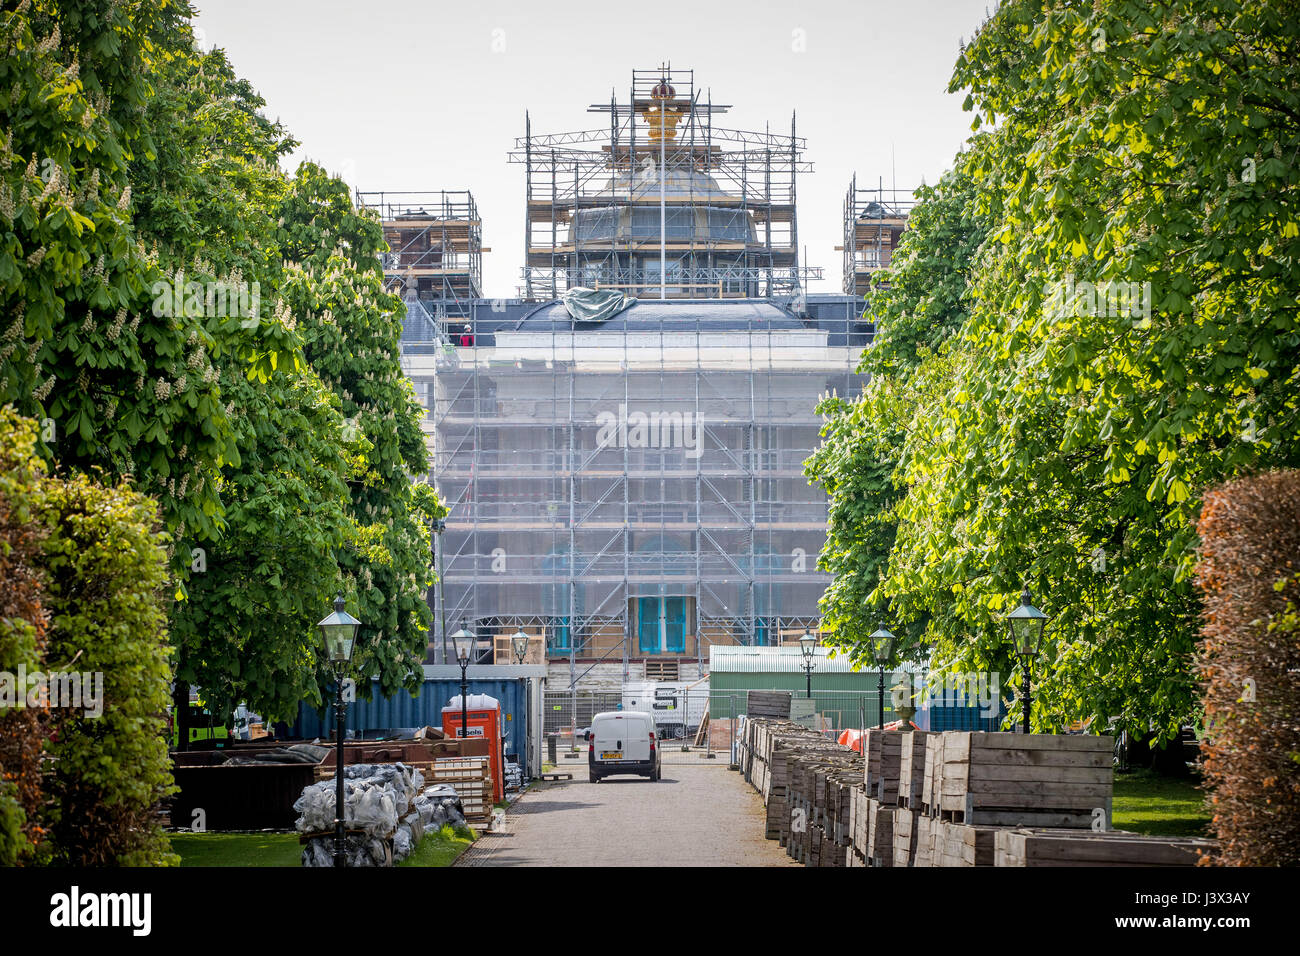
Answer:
[748,691,793,720]
[892,807,917,867]
[994,828,1216,867]
[864,729,903,804]
[935,820,1000,866]
[867,798,896,867]
[919,733,945,816]
[898,730,933,809]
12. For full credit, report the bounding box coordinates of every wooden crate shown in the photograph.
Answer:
[914,814,937,867]
[867,798,896,867]
[920,734,944,816]
[940,732,1114,828]
[898,730,933,808]
[864,729,903,804]
[994,828,1215,867]
[936,821,1000,866]
[428,756,493,823]
[892,807,917,867]
[748,691,793,720]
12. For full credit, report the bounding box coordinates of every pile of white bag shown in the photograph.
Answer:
[297,762,469,867]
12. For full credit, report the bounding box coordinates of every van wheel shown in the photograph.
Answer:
[589,772,599,783]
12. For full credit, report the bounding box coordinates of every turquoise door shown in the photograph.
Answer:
[665,598,686,653]
[638,598,660,653]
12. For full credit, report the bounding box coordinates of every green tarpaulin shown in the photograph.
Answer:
[559,286,636,323]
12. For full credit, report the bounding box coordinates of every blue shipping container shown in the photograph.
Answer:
[292,678,531,763]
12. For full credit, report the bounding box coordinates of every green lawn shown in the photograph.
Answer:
[1113,770,1212,837]
[396,824,476,867]
[171,832,301,867]
[171,823,476,868]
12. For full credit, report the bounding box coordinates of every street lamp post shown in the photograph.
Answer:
[1006,585,1048,734]
[870,627,895,731]
[451,619,475,741]
[511,629,530,666]
[799,630,818,699]
[317,595,360,868]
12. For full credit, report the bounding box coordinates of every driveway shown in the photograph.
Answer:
[456,751,798,867]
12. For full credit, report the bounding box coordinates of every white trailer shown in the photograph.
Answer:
[621,680,709,739]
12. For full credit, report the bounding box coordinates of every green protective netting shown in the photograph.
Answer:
[559,287,637,323]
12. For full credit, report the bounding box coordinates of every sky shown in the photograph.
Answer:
[192,0,992,298]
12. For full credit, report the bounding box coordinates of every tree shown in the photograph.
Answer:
[806,142,994,665]
[810,0,1300,739]
[0,0,236,547]
[277,165,440,702]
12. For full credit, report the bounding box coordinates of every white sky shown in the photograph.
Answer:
[192,0,990,298]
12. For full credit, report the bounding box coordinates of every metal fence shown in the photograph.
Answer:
[540,687,1005,768]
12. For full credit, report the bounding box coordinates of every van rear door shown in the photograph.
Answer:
[622,713,652,762]
[593,714,625,763]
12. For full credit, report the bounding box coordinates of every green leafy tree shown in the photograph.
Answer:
[277,164,439,702]
[810,0,1299,739]
[807,144,993,665]
[0,0,235,547]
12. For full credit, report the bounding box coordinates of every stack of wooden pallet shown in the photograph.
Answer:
[747,691,793,720]
[866,798,896,867]
[427,756,492,825]
[892,806,918,867]
[994,829,1215,866]
[742,719,845,845]
[784,749,862,866]
[920,733,945,816]
[864,729,903,803]
[935,819,999,866]
[898,730,932,808]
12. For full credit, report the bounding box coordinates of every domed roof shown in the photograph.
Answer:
[591,167,737,202]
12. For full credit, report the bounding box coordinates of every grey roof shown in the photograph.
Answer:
[508,297,806,333]
[708,645,926,675]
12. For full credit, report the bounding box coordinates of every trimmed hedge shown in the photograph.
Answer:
[1195,470,1300,866]
[0,406,177,866]
[40,471,178,866]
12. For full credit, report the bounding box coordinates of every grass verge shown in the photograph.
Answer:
[397,824,476,867]
[1112,770,1211,838]
[171,832,301,867]
[172,822,476,868]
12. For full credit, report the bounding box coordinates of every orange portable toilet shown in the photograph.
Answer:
[442,694,505,804]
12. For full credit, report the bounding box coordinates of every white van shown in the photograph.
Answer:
[587,710,662,783]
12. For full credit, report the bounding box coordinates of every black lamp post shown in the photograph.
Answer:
[452,619,475,741]
[870,627,895,730]
[1006,585,1048,734]
[511,629,530,665]
[317,595,360,868]
[799,630,818,698]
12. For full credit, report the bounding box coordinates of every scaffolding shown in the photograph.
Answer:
[358,190,483,335]
[402,294,872,687]
[842,176,914,297]
[509,66,821,302]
